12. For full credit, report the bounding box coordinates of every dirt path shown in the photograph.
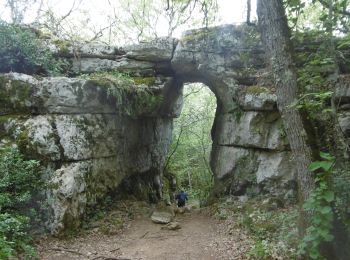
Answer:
[116,212,216,259]
[37,210,252,260]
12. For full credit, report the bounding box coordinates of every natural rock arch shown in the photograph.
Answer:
[1,24,349,234]
[171,25,295,199]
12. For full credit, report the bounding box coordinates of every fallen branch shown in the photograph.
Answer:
[146,234,181,239]
[49,247,85,256]
[140,231,149,238]
[92,257,131,260]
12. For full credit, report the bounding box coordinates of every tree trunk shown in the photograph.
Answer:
[257,0,318,234]
[246,0,252,25]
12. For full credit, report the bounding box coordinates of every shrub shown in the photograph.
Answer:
[334,168,350,233]
[0,21,66,75]
[298,152,335,259]
[0,147,41,213]
[233,201,298,259]
[0,147,42,258]
[0,213,36,259]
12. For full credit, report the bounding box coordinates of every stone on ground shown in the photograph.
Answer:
[175,207,185,214]
[161,221,181,230]
[151,211,173,224]
[184,205,192,213]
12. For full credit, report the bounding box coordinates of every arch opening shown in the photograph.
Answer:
[164,82,217,205]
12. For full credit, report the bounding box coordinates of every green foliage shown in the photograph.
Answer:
[333,165,350,236]
[133,77,156,86]
[0,213,36,259]
[166,83,215,205]
[242,207,298,259]
[0,147,41,212]
[286,0,350,34]
[0,21,67,75]
[285,0,306,28]
[217,199,299,259]
[248,240,270,260]
[81,71,134,87]
[338,33,350,49]
[292,38,337,119]
[0,147,42,258]
[291,91,333,117]
[298,152,335,259]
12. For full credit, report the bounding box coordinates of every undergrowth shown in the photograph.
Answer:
[298,152,335,259]
[0,147,43,259]
[0,21,68,75]
[213,197,298,259]
[82,197,151,236]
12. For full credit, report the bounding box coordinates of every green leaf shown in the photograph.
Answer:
[319,152,335,162]
[309,161,323,172]
[310,250,320,259]
[304,234,314,242]
[320,206,332,214]
[324,234,334,242]
[319,161,333,172]
[309,161,333,172]
[322,108,333,114]
[323,191,335,202]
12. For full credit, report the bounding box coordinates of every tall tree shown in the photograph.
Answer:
[256,0,319,234]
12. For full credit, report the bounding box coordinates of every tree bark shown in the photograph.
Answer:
[257,0,318,233]
[246,0,252,25]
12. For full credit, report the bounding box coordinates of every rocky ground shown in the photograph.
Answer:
[36,202,254,260]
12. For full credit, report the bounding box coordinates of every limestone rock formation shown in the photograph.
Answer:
[237,91,277,111]
[0,72,175,234]
[214,111,287,150]
[3,24,349,234]
[124,37,177,62]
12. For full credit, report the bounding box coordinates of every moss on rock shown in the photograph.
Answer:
[133,76,156,86]
[52,39,72,55]
[0,76,32,114]
[16,129,29,153]
[80,72,163,117]
[246,85,271,94]
[181,29,216,43]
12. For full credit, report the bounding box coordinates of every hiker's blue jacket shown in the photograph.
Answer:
[176,192,188,202]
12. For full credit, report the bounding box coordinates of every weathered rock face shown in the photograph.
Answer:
[3,24,349,233]
[0,72,175,234]
[169,25,296,199]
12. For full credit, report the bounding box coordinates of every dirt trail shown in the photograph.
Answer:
[118,212,217,260]
[37,210,251,260]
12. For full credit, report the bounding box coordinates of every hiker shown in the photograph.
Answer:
[175,190,188,208]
